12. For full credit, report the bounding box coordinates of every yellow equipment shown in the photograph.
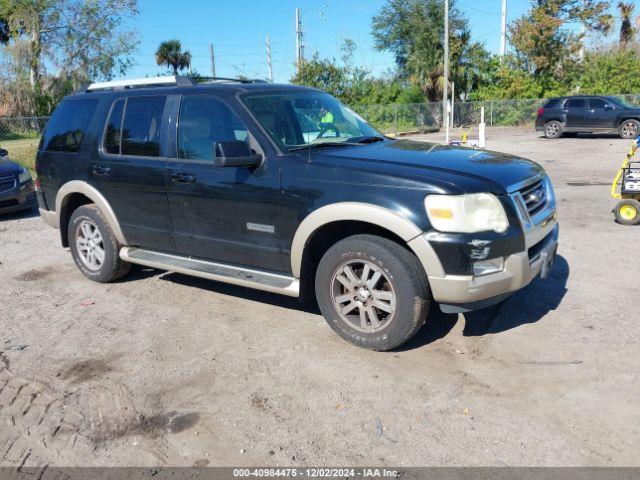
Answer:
[611,138,640,225]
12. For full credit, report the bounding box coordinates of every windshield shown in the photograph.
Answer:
[241,91,381,152]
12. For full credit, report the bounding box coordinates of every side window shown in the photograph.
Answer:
[178,95,249,161]
[589,98,608,109]
[121,96,166,157]
[104,98,125,154]
[41,99,98,152]
[565,98,586,109]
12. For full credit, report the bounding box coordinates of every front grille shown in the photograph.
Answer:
[0,175,17,194]
[518,179,547,216]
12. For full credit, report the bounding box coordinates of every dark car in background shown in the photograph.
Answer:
[536,95,640,139]
[0,148,36,214]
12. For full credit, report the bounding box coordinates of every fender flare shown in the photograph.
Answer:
[55,180,128,245]
[290,202,445,278]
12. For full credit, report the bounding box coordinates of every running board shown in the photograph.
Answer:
[120,247,299,297]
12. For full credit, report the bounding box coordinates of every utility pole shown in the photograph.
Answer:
[209,44,216,78]
[296,8,304,71]
[443,0,450,144]
[500,0,507,57]
[266,34,273,83]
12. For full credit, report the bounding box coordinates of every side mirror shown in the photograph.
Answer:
[604,104,613,110]
[0,148,8,157]
[214,141,262,168]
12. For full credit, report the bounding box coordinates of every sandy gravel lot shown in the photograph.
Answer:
[0,127,639,468]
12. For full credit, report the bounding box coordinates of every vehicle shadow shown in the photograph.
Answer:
[462,254,569,336]
[538,133,625,140]
[0,205,39,222]
[158,271,321,315]
[133,255,568,349]
[396,254,569,350]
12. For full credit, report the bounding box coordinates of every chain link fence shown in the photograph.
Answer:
[355,98,547,135]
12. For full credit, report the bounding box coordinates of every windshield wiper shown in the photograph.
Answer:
[289,142,361,152]
[348,135,387,144]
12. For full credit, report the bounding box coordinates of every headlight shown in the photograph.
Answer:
[425,193,509,233]
[18,166,31,184]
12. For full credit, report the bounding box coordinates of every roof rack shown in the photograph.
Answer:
[85,75,267,92]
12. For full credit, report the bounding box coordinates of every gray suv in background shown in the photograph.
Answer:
[536,95,640,139]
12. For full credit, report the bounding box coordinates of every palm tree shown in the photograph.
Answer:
[155,40,192,75]
[618,2,635,49]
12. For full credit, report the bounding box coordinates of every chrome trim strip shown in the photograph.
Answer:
[120,247,300,297]
[506,172,546,193]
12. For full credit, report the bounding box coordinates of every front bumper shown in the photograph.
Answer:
[0,179,36,214]
[410,175,559,313]
[430,222,558,312]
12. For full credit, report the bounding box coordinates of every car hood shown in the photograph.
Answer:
[313,139,544,194]
[0,157,21,176]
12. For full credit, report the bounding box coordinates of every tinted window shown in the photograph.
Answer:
[589,98,609,109]
[544,98,561,108]
[121,96,166,157]
[41,99,98,152]
[178,95,249,161]
[104,98,125,154]
[565,98,587,108]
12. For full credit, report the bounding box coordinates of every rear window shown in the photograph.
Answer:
[565,98,587,108]
[41,99,98,152]
[543,98,561,108]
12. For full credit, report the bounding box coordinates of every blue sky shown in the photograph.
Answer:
[125,0,637,82]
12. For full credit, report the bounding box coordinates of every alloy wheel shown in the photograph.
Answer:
[622,122,638,138]
[75,219,105,271]
[330,260,396,333]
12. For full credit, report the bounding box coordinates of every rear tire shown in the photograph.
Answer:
[315,234,431,351]
[68,204,131,282]
[619,119,640,139]
[614,199,640,225]
[544,121,563,139]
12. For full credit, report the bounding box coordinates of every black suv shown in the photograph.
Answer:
[536,95,640,139]
[36,76,559,351]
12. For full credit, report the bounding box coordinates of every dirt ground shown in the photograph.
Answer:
[1,127,639,468]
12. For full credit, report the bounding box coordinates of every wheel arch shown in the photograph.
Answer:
[56,180,127,247]
[291,203,444,301]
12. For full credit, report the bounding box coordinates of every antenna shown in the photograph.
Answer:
[266,35,274,83]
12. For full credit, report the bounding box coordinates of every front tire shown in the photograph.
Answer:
[68,204,131,282]
[614,199,640,225]
[544,121,563,139]
[315,234,431,351]
[619,119,640,139]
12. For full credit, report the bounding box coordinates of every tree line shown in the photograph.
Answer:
[292,0,640,107]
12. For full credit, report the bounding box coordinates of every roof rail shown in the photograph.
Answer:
[85,75,268,92]
[86,75,194,92]
[191,76,268,84]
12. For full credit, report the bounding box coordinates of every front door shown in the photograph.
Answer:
[166,94,284,272]
[586,97,617,129]
[564,97,587,129]
[92,95,175,252]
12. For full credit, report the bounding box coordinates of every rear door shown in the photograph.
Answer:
[564,98,588,129]
[586,97,617,129]
[92,95,176,252]
[165,93,284,272]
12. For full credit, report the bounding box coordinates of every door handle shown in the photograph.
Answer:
[170,172,197,184]
[92,165,111,176]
